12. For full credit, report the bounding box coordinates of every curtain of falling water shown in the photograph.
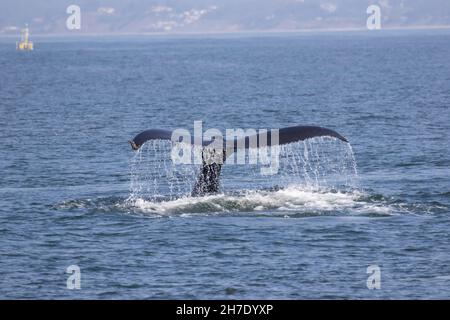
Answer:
[129,137,359,201]
[221,137,359,193]
[128,140,201,201]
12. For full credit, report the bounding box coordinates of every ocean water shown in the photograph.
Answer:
[0,30,449,299]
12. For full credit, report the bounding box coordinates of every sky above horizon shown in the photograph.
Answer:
[1,0,449,34]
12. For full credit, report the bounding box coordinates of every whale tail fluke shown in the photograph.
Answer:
[129,125,348,196]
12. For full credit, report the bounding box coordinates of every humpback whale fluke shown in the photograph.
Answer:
[129,125,347,151]
[129,125,348,196]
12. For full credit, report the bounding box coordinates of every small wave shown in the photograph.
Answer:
[53,196,126,213]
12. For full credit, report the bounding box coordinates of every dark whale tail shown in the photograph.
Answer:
[129,125,347,151]
[129,125,348,196]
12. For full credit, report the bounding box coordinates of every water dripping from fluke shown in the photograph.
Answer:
[124,137,377,217]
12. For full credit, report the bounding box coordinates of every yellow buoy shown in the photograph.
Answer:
[16,25,33,51]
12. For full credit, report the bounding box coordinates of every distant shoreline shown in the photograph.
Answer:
[1,25,450,38]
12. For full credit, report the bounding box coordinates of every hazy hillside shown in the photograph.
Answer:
[1,0,449,34]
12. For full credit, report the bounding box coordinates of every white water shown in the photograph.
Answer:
[126,186,396,217]
[125,138,379,216]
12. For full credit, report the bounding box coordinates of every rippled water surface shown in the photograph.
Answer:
[0,30,449,299]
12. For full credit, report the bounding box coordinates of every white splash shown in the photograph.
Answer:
[127,137,367,216]
[125,186,394,217]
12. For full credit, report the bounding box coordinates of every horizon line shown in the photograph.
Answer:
[1,24,450,38]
